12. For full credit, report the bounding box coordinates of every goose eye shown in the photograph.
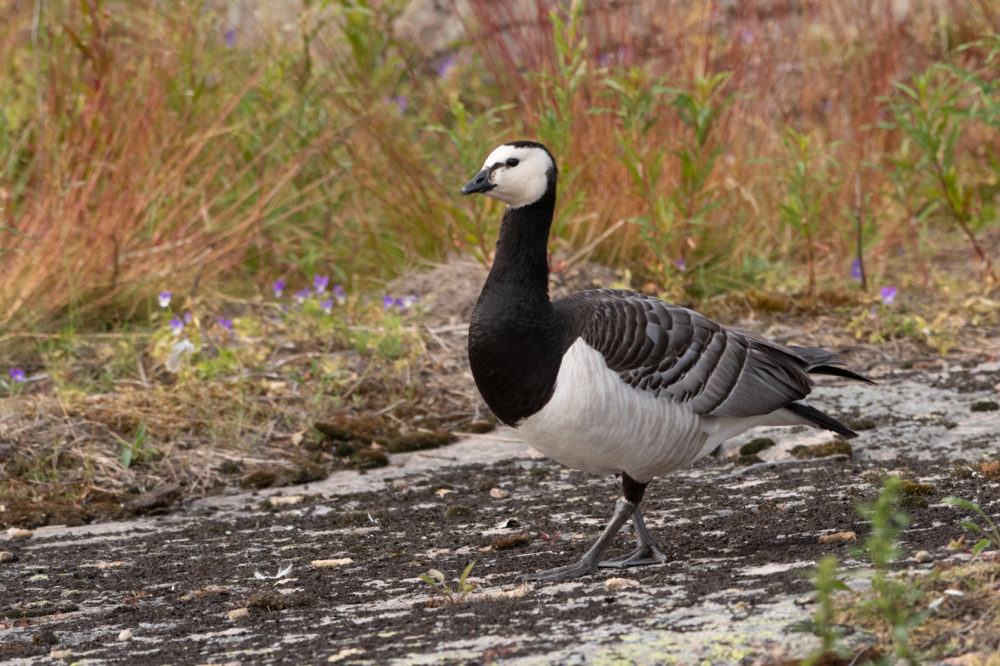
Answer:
[505,157,519,167]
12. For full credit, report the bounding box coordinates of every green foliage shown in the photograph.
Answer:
[775,127,842,296]
[117,423,158,469]
[600,71,734,293]
[418,561,478,605]
[802,554,850,665]
[942,496,1000,559]
[879,51,999,283]
[854,476,927,664]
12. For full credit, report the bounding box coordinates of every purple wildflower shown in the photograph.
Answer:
[880,286,897,305]
[321,299,333,314]
[598,52,611,67]
[393,96,408,114]
[850,258,863,281]
[674,258,686,272]
[295,288,310,304]
[402,293,419,309]
[169,318,185,336]
[158,291,171,308]
[436,56,456,79]
[184,311,192,324]
[217,317,233,332]
[273,279,286,298]
[10,367,25,383]
[313,275,329,294]
[224,29,236,48]
[382,295,395,310]
[333,284,346,302]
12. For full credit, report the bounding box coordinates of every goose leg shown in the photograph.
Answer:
[597,472,668,569]
[522,497,634,582]
[598,505,668,568]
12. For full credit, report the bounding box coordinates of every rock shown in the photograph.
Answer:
[125,483,181,514]
[605,577,640,591]
[490,487,509,499]
[268,494,305,508]
[328,648,366,662]
[0,551,16,562]
[6,527,33,539]
[118,628,132,641]
[915,550,933,563]
[818,531,856,544]
[228,607,250,621]
[312,558,354,568]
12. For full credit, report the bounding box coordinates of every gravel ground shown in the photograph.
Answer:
[2,358,1000,664]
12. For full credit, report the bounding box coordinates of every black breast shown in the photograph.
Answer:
[467,284,583,426]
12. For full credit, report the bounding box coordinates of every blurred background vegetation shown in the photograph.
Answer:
[0,0,998,333]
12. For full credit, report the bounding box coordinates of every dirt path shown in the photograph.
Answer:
[2,360,1000,664]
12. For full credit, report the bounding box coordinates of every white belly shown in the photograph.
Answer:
[516,339,796,482]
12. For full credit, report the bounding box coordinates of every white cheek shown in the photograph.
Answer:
[491,168,547,208]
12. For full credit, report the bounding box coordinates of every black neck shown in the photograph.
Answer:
[481,186,557,303]
[468,183,568,426]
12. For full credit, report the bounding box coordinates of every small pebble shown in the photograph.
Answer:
[50,649,73,661]
[914,550,933,563]
[489,487,509,499]
[329,648,366,662]
[818,531,856,545]
[0,551,16,563]
[228,607,250,621]
[312,558,354,568]
[268,494,305,507]
[117,629,132,642]
[604,577,640,591]
[6,527,33,540]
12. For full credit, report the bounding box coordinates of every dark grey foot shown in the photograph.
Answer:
[598,542,668,568]
[522,497,634,583]
[521,558,599,582]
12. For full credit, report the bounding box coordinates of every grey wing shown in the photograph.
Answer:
[564,290,820,418]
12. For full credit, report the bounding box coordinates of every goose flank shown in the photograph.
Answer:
[462,140,874,581]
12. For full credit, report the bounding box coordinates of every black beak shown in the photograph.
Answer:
[461,168,495,195]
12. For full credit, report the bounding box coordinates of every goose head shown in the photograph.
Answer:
[461,141,557,208]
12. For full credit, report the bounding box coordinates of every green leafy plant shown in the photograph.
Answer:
[879,65,997,284]
[418,561,478,606]
[775,127,842,296]
[854,476,927,664]
[801,554,851,665]
[117,423,158,469]
[942,496,1000,559]
[601,71,734,292]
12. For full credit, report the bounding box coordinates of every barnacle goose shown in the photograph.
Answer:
[462,140,873,582]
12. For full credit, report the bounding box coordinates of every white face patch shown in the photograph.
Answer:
[479,144,554,208]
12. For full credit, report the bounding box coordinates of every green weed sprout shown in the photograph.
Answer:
[117,423,158,469]
[942,496,1000,559]
[854,476,927,664]
[801,554,851,665]
[419,562,477,605]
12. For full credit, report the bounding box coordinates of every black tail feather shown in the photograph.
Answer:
[785,401,858,439]
[808,364,876,385]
